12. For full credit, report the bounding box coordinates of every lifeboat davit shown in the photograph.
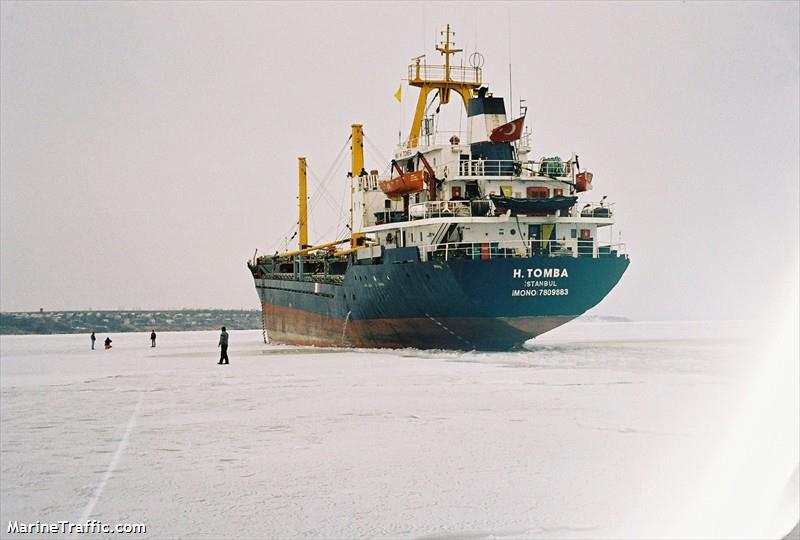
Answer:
[379,170,426,197]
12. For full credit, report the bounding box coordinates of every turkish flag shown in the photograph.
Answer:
[489,115,526,142]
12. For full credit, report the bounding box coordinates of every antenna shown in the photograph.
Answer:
[508,11,513,119]
[422,4,426,56]
[509,63,513,119]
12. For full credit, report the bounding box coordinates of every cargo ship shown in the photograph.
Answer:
[247,26,629,351]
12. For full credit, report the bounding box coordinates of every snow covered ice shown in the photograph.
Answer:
[1,321,797,539]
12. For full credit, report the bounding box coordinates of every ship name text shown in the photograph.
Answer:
[512,268,569,279]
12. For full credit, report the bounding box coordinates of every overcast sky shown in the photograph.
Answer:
[1,1,798,321]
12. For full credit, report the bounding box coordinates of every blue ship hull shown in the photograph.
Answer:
[253,248,629,351]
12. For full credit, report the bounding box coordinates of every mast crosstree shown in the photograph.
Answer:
[407,24,482,148]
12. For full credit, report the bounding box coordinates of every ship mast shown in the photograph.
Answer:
[298,156,309,250]
[350,124,364,248]
[406,24,482,148]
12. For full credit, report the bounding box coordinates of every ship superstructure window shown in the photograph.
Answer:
[527,187,549,199]
[554,188,564,197]
[580,229,591,240]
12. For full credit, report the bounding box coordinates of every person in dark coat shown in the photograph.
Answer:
[91,332,96,350]
[150,330,157,348]
[104,337,112,350]
[217,326,229,365]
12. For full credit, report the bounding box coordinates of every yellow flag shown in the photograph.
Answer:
[394,84,402,103]
[542,223,555,249]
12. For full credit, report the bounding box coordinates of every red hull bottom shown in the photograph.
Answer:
[262,304,574,351]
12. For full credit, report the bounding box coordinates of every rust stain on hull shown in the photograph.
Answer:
[263,304,574,351]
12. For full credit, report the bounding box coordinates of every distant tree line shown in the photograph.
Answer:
[0,310,262,335]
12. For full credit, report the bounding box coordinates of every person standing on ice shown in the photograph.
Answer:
[217,326,229,365]
[150,330,157,348]
[90,332,96,350]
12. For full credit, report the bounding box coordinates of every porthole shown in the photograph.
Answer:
[510,229,516,235]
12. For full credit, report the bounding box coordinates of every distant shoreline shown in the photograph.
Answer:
[0,309,262,335]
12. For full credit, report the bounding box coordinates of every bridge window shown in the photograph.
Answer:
[527,187,549,199]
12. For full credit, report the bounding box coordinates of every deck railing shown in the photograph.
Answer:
[409,199,492,220]
[396,199,615,222]
[392,146,579,181]
[577,202,614,218]
[408,64,481,85]
[412,130,467,149]
[446,159,579,179]
[417,239,627,262]
[456,159,517,177]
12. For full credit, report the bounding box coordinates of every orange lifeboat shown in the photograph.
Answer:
[379,170,426,197]
[576,171,593,192]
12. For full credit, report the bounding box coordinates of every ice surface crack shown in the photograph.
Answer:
[74,392,143,534]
